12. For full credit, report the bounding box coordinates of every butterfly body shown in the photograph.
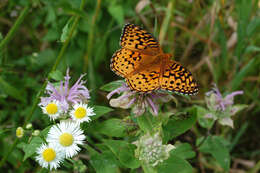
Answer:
[110,24,198,95]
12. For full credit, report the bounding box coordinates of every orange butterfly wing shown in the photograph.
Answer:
[160,60,198,95]
[120,23,160,55]
[111,23,199,95]
[126,63,161,92]
[110,23,160,78]
[110,48,142,77]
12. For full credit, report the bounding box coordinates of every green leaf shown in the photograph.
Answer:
[90,151,119,173]
[42,28,59,41]
[230,104,248,115]
[100,80,124,92]
[33,49,56,68]
[45,6,56,25]
[62,7,88,19]
[23,137,43,161]
[199,136,230,171]
[246,17,260,37]
[215,20,228,81]
[196,106,215,129]
[171,143,196,160]
[0,76,25,102]
[49,70,64,81]
[231,58,258,90]
[17,142,26,150]
[136,114,154,133]
[157,155,193,173]
[95,118,126,137]
[104,140,140,169]
[60,18,73,43]
[70,159,87,172]
[0,32,3,40]
[141,162,157,173]
[235,0,252,60]
[92,105,113,120]
[245,45,260,53]
[163,108,197,142]
[40,125,52,138]
[108,5,124,25]
[229,122,248,151]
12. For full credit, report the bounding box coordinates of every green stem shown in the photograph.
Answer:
[85,141,102,154]
[0,4,30,51]
[24,0,85,126]
[145,113,154,131]
[159,0,174,45]
[0,0,86,168]
[84,0,101,92]
[137,113,155,133]
[142,161,157,173]
[0,139,18,167]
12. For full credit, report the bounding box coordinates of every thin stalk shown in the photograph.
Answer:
[0,0,86,168]
[83,0,101,91]
[0,4,30,51]
[0,139,18,167]
[24,0,85,126]
[142,161,157,173]
[159,0,174,45]
[144,113,154,132]
[85,141,102,153]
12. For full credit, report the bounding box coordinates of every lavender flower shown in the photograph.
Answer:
[204,84,246,128]
[205,84,243,112]
[107,82,173,116]
[39,69,90,113]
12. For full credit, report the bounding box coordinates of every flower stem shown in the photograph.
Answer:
[137,113,154,133]
[85,141,102,153]
[0,139,18,167]
[0,0,86,168]
[24,0,86,126]
[83,0,101,92]
[0,4,30,167]
[0,4,30,51]
[159,0,174,45]
[141,161,157,173]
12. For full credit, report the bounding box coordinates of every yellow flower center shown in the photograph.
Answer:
[42,148,56,162]
[74,107,86,119]
[59,133,74,147]
[46,103,58,115]
[16,127,24,138]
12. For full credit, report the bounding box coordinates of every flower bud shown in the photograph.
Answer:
[16,127,24,138]
[32,130,40,136]
[26,123,32,129]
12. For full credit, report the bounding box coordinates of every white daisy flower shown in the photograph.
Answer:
[41,100,63,120]
[70,103,95,124]
[35,143,64,170]
[46,121,86,158]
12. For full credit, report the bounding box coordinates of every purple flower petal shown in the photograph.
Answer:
[106,82,172,116]
[107,84,130,99]
[224,91,243,105]
[147,96,159,115]
[39,68,90,113]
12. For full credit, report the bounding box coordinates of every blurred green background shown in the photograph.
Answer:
[0,0,260,172]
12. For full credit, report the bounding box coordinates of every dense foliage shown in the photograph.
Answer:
[0,0,259,172]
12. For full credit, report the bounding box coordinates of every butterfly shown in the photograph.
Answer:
[110,23,198,95]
